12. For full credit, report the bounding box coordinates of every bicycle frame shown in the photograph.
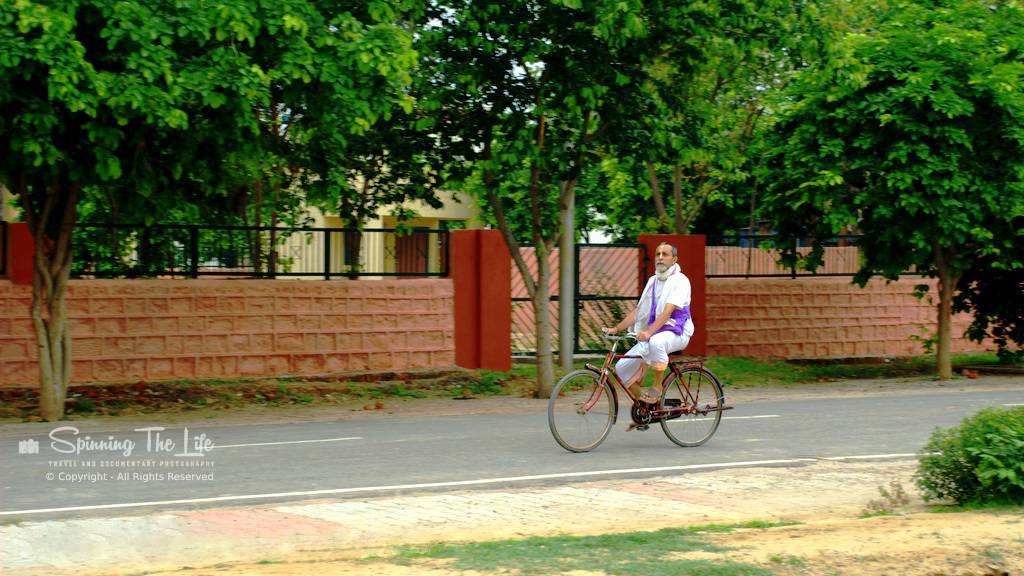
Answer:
[580,336,720,421]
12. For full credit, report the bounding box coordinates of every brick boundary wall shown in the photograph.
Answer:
[0,278,455,387]
[706,277,990,358]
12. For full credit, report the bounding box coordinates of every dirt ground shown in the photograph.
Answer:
[140,501,1024,576]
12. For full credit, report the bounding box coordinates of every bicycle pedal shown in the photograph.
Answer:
[627,423,649,432]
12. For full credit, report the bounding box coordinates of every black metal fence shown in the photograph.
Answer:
[510,243,646,356]
[71,224,449,279]
[575,244,647,353]
[706,234,862,278]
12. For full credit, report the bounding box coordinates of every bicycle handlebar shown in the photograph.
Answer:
[601,329,637,342]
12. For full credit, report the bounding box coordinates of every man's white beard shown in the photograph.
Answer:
[655,262,673,281]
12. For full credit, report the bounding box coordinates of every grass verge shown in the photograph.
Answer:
[1,352,1009,422]
[543,351,1006,387]
[393,522,798,576]
[927,502,1024,514]
[0,369,532,422]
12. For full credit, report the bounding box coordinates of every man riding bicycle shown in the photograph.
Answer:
[604,241,694,406]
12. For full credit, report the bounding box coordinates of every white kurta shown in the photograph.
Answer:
[616,270,694,387]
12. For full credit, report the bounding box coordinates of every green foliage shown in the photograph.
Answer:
[916,407,1024,506]
[0,0,420,417]
[304,10,448,233]
[605,0,814,237]
[765,0,1024,280]
[761,0,1024,376]
[461,2,816,241]
[423,0,799,393]
[862,480,912,517]
[384,383,428,399]
[71,398,95,413]
[423,0,703,393]
[444,370,506,397]
[397,526,773,576]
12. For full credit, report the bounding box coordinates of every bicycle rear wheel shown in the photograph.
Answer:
[659,367,723,447]
[548,370,615,453]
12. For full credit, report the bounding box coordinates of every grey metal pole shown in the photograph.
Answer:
[559,182,575,373]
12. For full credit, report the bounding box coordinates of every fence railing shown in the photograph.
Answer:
[706,234,863,278]
[71,224,449,279]
[510,243,645,356]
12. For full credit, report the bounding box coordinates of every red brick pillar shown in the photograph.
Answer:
[6,222,34,285]
[637,234,706,356]
[450,230,511,371]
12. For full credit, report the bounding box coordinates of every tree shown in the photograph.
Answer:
[0,0,416,419]
[617,1,799,236]
[304,37,449,276]
[761,0,1024,378]
[467,2,819,243]
[424,0,734,396]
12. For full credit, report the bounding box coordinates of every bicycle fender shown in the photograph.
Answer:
[583,365,619,425]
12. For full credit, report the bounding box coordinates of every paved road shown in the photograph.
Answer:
[2,381,1022,518]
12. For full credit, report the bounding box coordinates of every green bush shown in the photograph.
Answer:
[915,407,1024,506]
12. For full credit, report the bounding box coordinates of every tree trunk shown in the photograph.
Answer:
[934,244,959,380]
[747,168,759,277]
[268,176,283,277]
[534,243,555,398]
[558,180,576,374]
[251,179,265,274]
[22,178,80,420]
[645,161,670,232]
[672,164,684,233]
[346,229,363,279]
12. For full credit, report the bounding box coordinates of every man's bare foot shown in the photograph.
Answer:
[639,387,662,404]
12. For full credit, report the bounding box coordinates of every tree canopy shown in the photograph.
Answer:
[424,0,763,394]
[0,0,418,418]
[761,0,1024,377]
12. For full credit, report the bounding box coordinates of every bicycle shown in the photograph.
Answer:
[548,332,731,452]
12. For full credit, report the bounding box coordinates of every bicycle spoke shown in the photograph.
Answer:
[659,367,723,447]
[548,370,615,452]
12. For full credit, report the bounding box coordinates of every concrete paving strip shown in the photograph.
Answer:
[0,458,922,576]
[0,454,913,516]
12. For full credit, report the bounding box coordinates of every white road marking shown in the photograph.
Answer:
[821,453,918,461]
[1002,403,1024,407]
[214,437,363,449]
[669,415,780,425]
[0,453,918,516]
[722,415,780,421]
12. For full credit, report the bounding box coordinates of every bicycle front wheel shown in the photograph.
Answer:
[548,370,615,453]
[659,367,724,447]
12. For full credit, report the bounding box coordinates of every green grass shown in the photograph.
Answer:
[70,397,96,412]
[687,520,800,533]
[517,351,1006,389]
[707,353,1002,388]
[980,548,1006,563]
[394,524,797,576]
[382,383,429,399]
[769,553,807,567]
[928,502,1024,514]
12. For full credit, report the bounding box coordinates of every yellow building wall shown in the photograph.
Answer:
[309,189,482,277]
[1,185,18,222]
